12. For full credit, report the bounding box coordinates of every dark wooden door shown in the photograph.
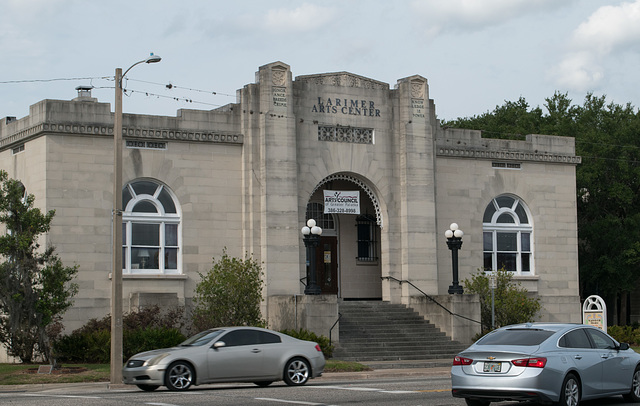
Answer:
[316,236,338,294]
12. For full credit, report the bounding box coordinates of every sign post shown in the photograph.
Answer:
[489,273,497,330]
[582,295,607,332]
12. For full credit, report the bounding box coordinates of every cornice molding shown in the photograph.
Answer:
[0,122,243,151]
[436,146,582,164]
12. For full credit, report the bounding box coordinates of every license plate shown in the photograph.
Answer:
[483,361,502,373]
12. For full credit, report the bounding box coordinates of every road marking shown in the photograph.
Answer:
[23,394,102,399]
[415,389,450,393]
[145,403,180,406]
[255,398,338,405]
[308,385,419,394]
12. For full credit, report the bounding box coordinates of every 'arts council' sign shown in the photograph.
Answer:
[323,191,360,215]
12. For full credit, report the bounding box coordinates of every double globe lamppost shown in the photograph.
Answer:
[445,223,464,294]
[301,219,322,295]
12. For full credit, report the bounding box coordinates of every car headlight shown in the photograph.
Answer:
[145,353,170,366]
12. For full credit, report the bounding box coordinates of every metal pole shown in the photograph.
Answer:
[491,285,495,330]
[447,237,464,294]
[110,67,124,385]
[304,234,321,295]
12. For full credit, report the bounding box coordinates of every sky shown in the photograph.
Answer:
[1,0,639,122]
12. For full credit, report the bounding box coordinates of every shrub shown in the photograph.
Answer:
[608,325,640,345]
[463,268,541,335]
[53,306,188,363]
[280,328,333,358]
[192,249,265,330]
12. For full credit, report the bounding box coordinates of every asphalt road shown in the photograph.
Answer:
[0,368,638,406]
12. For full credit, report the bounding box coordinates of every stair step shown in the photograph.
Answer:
[336,300,463,363]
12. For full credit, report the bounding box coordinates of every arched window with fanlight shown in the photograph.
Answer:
[483,195,533,275]
[122,179,181,275]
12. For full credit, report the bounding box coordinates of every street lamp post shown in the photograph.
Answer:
[111,54,161,385]
[445,223,464,294]
[301,219,322,295]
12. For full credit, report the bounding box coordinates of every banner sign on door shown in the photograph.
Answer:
[323,191,360,214]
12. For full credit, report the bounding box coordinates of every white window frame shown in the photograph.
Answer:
[483,195,534,275]
[122,180,181,275]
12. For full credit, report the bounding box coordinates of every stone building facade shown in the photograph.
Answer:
[0,61,582,358]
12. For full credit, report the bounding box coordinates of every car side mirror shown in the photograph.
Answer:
[619,342,630,351]
[213,341,226,350]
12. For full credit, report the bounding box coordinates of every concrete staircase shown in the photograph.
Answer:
[333,300,467,368]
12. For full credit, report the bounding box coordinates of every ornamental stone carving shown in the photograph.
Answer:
[296,73,388,90]
[272,69,287,86]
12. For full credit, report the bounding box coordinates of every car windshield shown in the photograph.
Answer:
[477,328,554,346]
[180,329,225,346]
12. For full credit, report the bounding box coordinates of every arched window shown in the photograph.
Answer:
[122,179,181,275]
[305,202,336,233]
[483,195,533,275]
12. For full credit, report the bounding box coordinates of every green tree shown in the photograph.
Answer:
[0,170,78,363]
[463,268,541,333]
[192,249,265,330]
[445,92,640,323]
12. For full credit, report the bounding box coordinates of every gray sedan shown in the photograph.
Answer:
[122,326,325,391]
[451,322,640,406]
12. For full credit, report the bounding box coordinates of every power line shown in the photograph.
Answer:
[0,76,110,84]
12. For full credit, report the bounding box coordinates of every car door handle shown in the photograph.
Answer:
[251,348,261,353]
[601,354,609,359]
[574,355,582,360]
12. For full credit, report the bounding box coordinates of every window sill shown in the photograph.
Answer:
[109,273,188,280]
[512,274,539,281]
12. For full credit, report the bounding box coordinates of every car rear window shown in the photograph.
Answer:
[477,328,554,346]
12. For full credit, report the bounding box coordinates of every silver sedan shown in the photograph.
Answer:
[122,326,325,391]
[451,322,640,406]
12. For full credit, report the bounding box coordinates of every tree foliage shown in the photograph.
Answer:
[0,170,78,363]
[192,249,265,330]
[463,268,541,333]
[444,93,640,313]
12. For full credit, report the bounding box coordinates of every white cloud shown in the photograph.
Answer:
[264,3,335,33]
[553,0,640,91]
[410,0,565,37]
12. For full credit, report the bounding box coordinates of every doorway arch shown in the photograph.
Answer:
[305,173,383,299]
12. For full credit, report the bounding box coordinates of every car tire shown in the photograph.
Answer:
[558,373,580,406]
[165,361,194,391]
[623,366,640,402]
[136,384,159,392]
[283,357,310,386]
[254,381,273,387]
[465,399,491,406]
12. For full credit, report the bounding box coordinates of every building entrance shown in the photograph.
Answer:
[316,236,338,294]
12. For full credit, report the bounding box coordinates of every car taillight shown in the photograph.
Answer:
[453,356,473,366]
[511,357,547,368]
[315,344,322,352]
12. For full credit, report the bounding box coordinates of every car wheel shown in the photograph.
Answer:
[136,384,159,392]
[165,361,194,391]
[623,366,640,402]
[254,381,273,387]
[559,373,580,406]
[465,399,491,406]
[283,357,310,386]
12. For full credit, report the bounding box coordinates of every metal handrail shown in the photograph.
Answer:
[329,312,342,345]
[381,276,481,324]
[300,276,307,287]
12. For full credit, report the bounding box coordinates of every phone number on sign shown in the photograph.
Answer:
[325,208,359,214]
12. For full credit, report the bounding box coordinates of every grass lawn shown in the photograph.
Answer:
[0,363,110,385]
[0,360,369,386]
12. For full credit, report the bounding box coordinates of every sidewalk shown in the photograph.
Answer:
[0,367,452,393]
